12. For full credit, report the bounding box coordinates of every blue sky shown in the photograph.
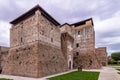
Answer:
[0,0,120,55]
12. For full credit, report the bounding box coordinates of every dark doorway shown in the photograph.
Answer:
[0,69,2,74]
[69,61,72,70]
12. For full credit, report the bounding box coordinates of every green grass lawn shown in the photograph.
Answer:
[47,71,100,80]
[0,78,13,80]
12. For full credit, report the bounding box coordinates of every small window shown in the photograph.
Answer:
[16,49,18,52]
[76,43,79,48]
[21,22,23,28]
[21,37,23,43]
[76,52,79,56]
[51,38,53,42]
[51,27,53,30]
[41,30,44,35]
[17,56,19,59]
[78,31,80,35]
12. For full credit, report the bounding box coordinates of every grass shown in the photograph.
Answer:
[116,68,120,75]
[118,72,120,74]
[0,78,13,80]
[116,68,120,71]
[47,71,100,80]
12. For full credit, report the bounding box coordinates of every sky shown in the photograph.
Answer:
[0,0,120,55]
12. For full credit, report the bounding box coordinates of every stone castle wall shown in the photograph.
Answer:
[3,11,40,77]
[38,41,68,77]
[2,41,39,77]
[37,10,61,48]
[61,32,74,69]
[95,47,107,66]
[72,20,101,69]
[0,46,9,74]
[3,9,68,77]
[10,13,38,47]
[2,5,107,77]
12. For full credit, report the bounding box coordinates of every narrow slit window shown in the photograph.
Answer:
[21,37,23,43]
[51,38,53,42]
[78,31,80,35]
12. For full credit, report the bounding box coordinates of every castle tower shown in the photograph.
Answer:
[2,5,68,77]
[71,18,101,69]
[60,23,74,70]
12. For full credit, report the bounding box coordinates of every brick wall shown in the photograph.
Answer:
[0,46,9,74]
[3,9,68,77]
[95,47,107,66]
[72,20,101,69]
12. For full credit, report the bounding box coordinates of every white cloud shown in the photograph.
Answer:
[94,11,120,55]
[15,0,39,9]
[0,0,119,55]
[94,11,120,33]
[0,20,11,46]
[102,36,120,45]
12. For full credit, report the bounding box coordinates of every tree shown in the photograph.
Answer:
[108,56,115,64]
[111,52,120,61]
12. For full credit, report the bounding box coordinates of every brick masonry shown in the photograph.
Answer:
[95,47,108,66]
[2,6,68,77]
[60,20,102,69]
[2,5,107,77]
[0,46,9,73]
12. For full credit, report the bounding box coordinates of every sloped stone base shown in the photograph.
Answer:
[2,41,39,77]
[73,50,101,69]
[2,41,68,77]
[38,41,68,77]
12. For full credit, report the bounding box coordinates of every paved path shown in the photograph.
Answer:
[98,67,120,80]
[0,67,120,80]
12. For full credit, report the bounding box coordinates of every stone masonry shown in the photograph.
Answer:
[60,24,74,70]
[60,19,101,69]
[2,5,68,77]
[0,46,9,74]
[72,19,102,69]
[2,4,107,78]
[95,47,108,66]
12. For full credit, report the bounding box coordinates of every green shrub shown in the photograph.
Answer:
[0,78,13,80]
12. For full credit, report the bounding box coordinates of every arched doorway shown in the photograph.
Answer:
[69,61,72,70]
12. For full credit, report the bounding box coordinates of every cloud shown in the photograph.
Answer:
[0,0,120,55]
[0,0,26,22]
[95,12,120,33]
[0,20,11,47]
[94,11,120,55]
[37,0,120,24]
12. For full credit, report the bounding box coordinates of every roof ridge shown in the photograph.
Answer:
[10,4,60,26]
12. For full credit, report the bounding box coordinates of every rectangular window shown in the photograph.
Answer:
[78,31,80,35]
[41,30,44,35]
[51,38,53,42]
[76,43,79,48]
[21,37,23,43]
[76,52,79,56]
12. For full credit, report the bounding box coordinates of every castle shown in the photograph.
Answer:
[0,5,107,77]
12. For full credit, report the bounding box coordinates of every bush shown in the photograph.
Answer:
[111,52,120,61]
[0,78,13,80]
